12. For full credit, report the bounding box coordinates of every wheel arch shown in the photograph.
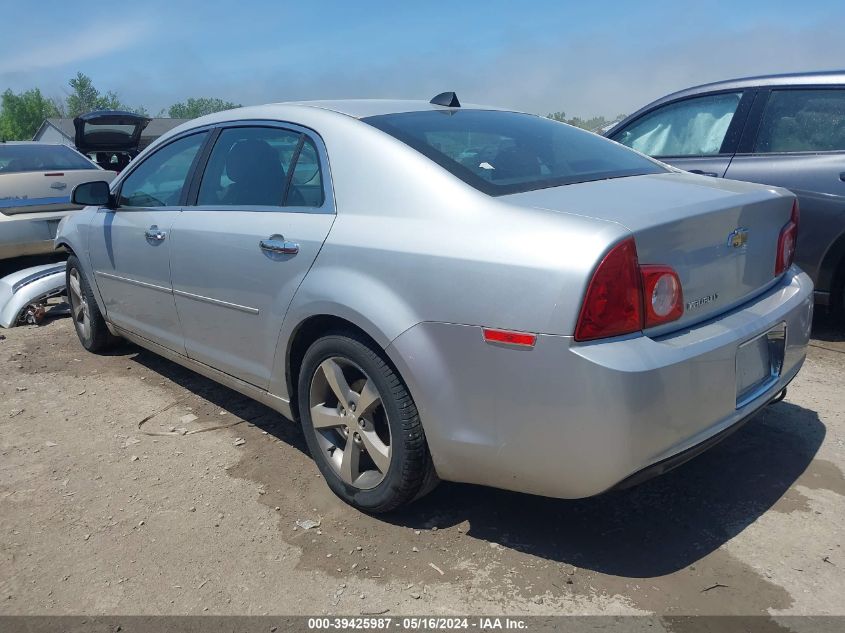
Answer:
[281,313,397,420]
[818,230,845,308]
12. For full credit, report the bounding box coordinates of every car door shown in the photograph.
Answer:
[725,87,845,299]
[168,123,335,389]
[609,90,754,177]
[88,131,209,353]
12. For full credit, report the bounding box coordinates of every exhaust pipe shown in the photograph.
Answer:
[768,388,787,405]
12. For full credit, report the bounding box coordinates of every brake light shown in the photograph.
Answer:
[575,238,643,341]
[641,266,684,327]
[575,239,685,341]
[775,199,799,276]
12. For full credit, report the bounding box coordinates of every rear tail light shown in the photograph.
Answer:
[775,199,799,276]
[575,238,684,342]
[575,238,643,341]
[641,266,684,328]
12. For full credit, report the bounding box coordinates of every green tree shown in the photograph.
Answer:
[166,97,241,119]
[0,88,60,140]
[65,72,146,117]
[546,111,627,131]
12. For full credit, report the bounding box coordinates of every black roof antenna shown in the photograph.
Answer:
[430,92,461,108]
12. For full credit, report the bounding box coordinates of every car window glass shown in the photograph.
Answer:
[754,89,845,153]
[285,138,324,207]
[197,127,301,206]
[0,144,95,174]
[119,133,206,207]
[612,92,742,157]
[365,110,665,196]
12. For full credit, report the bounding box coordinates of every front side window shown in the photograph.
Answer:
[0,144,95,174]
[118,133,207,207]
[364,110,665,196]
[612,92,742,157]
[197,126,324,207]
[754,89,845,153]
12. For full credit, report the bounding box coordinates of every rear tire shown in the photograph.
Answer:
[297,331,436,513]
[66,255,119,353]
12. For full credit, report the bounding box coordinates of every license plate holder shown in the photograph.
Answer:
[736,323,786,409]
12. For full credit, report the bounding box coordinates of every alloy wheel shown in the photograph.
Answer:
[68,268,91,341]
[308,357,392,489]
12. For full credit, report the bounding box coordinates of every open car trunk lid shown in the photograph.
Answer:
[73,110,150,154]
[506,171,794,333]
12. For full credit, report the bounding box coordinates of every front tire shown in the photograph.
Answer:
[66,255,119,353]
[297,332,434,513]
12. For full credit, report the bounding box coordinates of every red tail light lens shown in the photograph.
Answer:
[575,239,685,341]
[641,266,684,327]
[775,199,799,276]
[575,238,643,342]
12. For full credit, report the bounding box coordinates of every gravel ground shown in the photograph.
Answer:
[0,307,842,617]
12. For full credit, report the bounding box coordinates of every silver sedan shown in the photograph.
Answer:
[56,93,813,512]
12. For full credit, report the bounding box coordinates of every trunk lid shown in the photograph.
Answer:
[506,171,794,332]
[73,110,150,154]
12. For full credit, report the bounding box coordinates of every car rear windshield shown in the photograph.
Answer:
[363,109,666,196]
[0,144,95,174]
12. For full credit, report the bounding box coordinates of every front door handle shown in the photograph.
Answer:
[839,172,845,182]
[145,225,166,242]
[688,169,719,177]
[259,234,299,255]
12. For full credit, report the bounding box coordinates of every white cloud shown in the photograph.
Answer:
[0,22,151,75]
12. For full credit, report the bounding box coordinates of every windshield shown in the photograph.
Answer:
[363,110,666,196]
[0,144,96,174]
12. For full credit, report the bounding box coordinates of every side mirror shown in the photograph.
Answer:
[71,180,113,207]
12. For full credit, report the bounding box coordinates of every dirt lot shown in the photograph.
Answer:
[1,309,843,617]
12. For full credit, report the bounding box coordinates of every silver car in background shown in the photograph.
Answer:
[0,141,114,260]
[57,94,813,512]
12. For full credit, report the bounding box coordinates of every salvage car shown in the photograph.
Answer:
[605,70,845,320]
[74,110,150,173]
[0,141,114,260]
[57,93,813,512]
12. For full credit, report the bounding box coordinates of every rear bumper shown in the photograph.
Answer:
[387,266,814,498]
[0,210,73,260]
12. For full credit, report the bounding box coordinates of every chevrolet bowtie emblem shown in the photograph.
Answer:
[727,228,749,249]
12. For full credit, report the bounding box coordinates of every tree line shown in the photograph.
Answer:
[0,72,240,141]
[546,111,627,131]
[1,71,624,141]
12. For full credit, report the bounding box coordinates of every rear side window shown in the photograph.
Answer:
[754,89,845,153]
[364,110,665,196]
[197,126,325,207]
[119,133,207,207]
[612,92,742,157]
[0,144,95,174]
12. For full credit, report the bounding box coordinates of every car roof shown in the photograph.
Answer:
[285,99,509,119]
[654,69,845,103]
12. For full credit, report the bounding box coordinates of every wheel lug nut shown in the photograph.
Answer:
[350,403,356,412]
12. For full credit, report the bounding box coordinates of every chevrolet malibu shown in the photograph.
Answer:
[57,93,814,512]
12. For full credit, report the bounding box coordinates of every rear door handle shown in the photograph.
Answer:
[688,169,719,177]
[145,225,166,241]
[259,234,299,255]
[839,172,845,182]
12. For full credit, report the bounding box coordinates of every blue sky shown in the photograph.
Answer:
[2,0,844,117]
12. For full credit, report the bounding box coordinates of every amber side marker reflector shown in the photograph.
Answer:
[483,328,537,347]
